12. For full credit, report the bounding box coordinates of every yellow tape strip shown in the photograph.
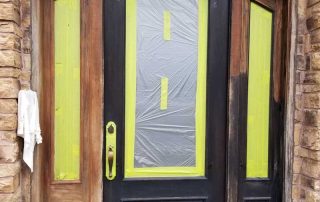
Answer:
[54,0,80,181]
[246,2,272,178]
[163,11,171,41]
[160,77,168,110]
[125,0,137,177]
[195,0,208,177]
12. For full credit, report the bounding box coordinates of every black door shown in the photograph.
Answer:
[103,0,230,201]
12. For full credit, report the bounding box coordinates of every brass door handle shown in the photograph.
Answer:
[106,122,116,180]
[107,146,114,178]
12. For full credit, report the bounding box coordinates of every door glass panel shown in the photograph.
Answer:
[246,2,273,178]
[125,0,208,178]
[54,0,80,180]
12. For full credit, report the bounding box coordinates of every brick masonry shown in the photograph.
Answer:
[0,0,31,201]
[293,0,320,201]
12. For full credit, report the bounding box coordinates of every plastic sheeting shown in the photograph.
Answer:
[134,0,199,168]
[125,0,208,177]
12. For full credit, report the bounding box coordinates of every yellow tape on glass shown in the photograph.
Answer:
[246,2,272,178]
[54,0,80,181]
[163,11,171,41]
[160,77,168,110]
[125,0,137,178]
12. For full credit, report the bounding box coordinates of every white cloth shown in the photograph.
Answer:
[17,90,42,172]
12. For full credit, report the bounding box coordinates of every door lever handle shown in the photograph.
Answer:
[107,146,114,178]
[106,122,116,180]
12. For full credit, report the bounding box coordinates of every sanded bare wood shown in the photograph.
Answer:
[31,1,44,201]
[227,0,242,201]
[41,0,54,200]
[283,0,294,201]
[254,0,275,10]
[229,0,242,77]
[240,0,250,75]
[41,0,103,201]
[82,0,103,201]
[273,0,284,103]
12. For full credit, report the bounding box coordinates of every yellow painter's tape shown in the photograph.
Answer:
[160,77,168,110]
[246,2,272,178]
[163,11,171,40]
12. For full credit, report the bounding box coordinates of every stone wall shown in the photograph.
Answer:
[293,0,320,201]
[0,0,31,201]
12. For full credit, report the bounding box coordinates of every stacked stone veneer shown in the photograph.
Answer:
[0,0,31,201]
[293,0,320,201]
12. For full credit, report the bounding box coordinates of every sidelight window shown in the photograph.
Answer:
[246,2,273,178]
[54,0,80,181]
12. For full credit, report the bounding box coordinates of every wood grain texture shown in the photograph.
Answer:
[227,0,242,201]
[254,0,275,10]
[283,0,294,201]
[228,0,289,201]
[31,1,44,200]
[82,0,103,201]
[41,0,103,201]
[273,0,284,103]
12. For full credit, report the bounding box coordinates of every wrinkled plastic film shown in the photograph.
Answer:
[134,0,199,168]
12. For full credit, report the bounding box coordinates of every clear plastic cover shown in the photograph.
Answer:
[134,0,199,168]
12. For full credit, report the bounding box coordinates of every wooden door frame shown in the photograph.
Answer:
[38,0,103,201]
[227,0,292,201]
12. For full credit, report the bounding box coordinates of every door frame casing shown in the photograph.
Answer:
[38,0,103,201]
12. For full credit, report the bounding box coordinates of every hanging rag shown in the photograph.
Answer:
[17,90,42,172]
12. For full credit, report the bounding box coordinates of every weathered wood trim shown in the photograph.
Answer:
[283,0,295,201]
[82,0,103,201]
[227,0,242,201]
[254,0,276,10]
[41,0,54,200]
[30,0,44,200]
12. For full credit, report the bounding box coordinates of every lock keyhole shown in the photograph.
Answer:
[108,125,114,134]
